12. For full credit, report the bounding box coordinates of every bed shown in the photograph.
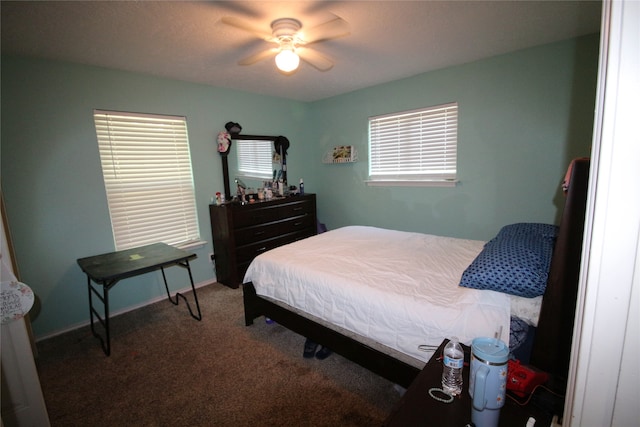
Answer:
[242,159,590,389]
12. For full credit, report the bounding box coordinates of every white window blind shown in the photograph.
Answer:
[368,102,458,183]
[94,110,201,250]
[237,139,273,179]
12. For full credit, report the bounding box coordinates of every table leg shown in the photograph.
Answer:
[160,260,202,321]
[87,275,111,356]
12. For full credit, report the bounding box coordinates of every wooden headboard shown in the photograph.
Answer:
[530,158,590,386]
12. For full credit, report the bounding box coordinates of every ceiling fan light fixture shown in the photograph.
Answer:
[275,48,300,72]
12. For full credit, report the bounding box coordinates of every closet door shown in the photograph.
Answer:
[1,196,50,427]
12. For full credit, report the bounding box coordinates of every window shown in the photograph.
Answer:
[236,139,274,179]
[368,102,458,186]
[94,110,202,250]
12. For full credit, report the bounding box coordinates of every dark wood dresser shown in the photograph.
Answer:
[209,194,317,288]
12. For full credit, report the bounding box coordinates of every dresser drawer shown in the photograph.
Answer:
[235,229,315,265]
[232,198,314,229]
[234,213,315,246]
[210,194,316,288]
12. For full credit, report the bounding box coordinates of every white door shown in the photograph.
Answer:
[1,197,50,427]
[565,1,640,425]
[1,318,50,427]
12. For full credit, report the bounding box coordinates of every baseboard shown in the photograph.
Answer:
[35,279,217,343]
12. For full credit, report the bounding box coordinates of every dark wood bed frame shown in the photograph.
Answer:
[243,159,590,390]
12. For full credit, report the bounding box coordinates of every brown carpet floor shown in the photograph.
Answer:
[35,283,402,426]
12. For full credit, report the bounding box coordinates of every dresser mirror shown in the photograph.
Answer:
[227,134,289,201]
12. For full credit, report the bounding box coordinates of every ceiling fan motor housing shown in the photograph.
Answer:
[271,18,302,41]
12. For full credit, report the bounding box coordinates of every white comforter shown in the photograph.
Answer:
[244,225,511,363]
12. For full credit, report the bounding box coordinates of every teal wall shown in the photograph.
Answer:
[1,57,310,338]
[308,35,599,239]
[1,34,599,339]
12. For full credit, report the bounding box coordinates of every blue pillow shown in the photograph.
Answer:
[459,223,559,298]
[496,222,559,241]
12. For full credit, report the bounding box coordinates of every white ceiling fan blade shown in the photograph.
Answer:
[238,48,279,66]
[302,17,350,44]
[221,16,273,40]
[297,48,334,71]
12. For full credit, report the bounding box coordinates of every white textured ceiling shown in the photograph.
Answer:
[1,1,602,102]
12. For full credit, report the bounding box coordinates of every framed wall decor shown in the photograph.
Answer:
[323,145,357,164]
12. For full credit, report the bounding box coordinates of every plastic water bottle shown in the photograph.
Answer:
[299,178,304,195]
[442,337,464,396]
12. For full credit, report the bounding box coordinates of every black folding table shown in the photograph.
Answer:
[77,242,202,355]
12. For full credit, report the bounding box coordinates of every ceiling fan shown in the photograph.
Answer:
[221,15,350,73]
